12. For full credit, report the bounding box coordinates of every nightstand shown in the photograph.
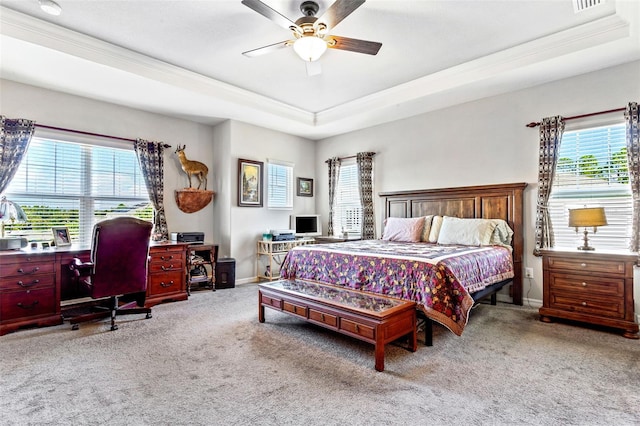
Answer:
[539,249,638,339]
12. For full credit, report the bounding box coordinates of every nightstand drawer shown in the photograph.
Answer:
[547,257,626,275]
[550,293,624,319]
[548,273,624,297]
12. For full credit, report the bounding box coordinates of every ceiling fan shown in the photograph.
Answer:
[241,0,382,75]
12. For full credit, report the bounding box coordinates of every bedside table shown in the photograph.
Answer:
[538,249,638,339]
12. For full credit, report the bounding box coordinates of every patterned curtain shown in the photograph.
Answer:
[134,139,169,241]
[327,157,341,236]
[625,102,639,252]
[356,152,376,240]
[533,116,565,256]
[0,116,35,194]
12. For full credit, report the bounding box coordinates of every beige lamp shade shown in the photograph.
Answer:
[568,207,608,228]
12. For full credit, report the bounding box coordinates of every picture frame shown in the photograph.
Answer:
[238,158,264,207]
[52,226,71,247]
[297,177,314,197]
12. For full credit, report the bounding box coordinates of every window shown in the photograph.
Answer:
[548,122,631,250]
[267,159,293,209]
[333,161,362,235]
[3,134,152,245]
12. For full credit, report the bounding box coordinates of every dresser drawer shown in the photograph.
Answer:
[148,271,184,295]
[1,288,57,321]
[549,292,624,319]
[547,257,626,275]
[1,261,56,277]
[148,260,184,274]
[548,273,624,297]
[0,274,55,291]
[340,318,375,340]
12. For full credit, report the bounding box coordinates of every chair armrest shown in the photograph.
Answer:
[69,257,94,277]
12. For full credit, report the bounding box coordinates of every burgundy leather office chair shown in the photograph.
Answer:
[69,216,153,331]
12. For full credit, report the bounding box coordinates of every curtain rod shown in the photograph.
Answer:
[324,152,376,163]
[525,107,626,128]
[35,124,172,148]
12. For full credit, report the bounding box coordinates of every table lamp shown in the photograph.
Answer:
[568,207,607,251]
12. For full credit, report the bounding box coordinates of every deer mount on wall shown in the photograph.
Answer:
[174,145,215,213]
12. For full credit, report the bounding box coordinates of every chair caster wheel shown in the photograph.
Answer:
[146,313,152,319]
[71,324,79,330]
[110,324,118,331]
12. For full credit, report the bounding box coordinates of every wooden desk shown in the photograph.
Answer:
[0,241,189,336]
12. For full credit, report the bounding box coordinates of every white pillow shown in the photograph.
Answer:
[428,216,443,243]
[436,216,498,246]
[382,217,425,242]
[488,219,514,247]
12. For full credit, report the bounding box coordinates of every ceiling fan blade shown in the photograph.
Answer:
[316,0,366,31]
[241,0,301,32]
[242,40,292,58]
[326,35,382,55]
[306,61,322,77]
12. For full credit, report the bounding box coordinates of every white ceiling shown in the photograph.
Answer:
[1,0,639,139]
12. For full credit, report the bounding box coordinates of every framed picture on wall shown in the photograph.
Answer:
[297,177,314,197]
[238,158,263,207]
[52,226,71,247]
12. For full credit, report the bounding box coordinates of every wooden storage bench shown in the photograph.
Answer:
[258,279,417,372]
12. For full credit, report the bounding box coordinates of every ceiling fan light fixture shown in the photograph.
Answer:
[293,36,327,62]
[39,0,62,16]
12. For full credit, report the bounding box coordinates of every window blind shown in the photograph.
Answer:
[267,160,293,210]
[333,162,362,234]
[548,123,631,250]
[4,137,152,245]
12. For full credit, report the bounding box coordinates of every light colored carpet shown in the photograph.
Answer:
[1,284,639,425]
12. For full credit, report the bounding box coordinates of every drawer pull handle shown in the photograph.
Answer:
[17,280,40,287]
[582,302,587,306]
[582,282,587,287]
[161,265,175,271]
[580,263,587,268]
[17,301,39,309]
[321,313,325,321]
[17,267,40,275]
[355,324,360,332]
[161,255,174,261]
[160,281,174,288]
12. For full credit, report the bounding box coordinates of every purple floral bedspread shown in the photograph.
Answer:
[279,240,514,336]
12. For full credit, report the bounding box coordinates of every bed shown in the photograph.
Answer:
[280,182,527,342]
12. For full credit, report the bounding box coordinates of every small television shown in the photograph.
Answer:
[290,214,322,238]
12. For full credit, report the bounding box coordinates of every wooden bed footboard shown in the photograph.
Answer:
[379,182,527,305]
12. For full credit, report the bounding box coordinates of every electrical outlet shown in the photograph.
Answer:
[525,267,534,279]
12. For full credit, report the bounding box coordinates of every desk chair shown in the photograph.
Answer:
[69,216,153,331]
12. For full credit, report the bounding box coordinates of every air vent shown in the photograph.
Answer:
[573,0,605,13]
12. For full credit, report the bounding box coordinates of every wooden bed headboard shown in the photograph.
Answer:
[379,182,527,305]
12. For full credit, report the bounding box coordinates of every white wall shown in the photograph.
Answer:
[0,79,216,244]
[315,60,640,306]
[226,120,316,281]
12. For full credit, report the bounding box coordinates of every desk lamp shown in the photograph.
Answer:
[568,207,607,251]
[0,196,29,250]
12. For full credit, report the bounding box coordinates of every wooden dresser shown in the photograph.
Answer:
[539,249,638,339]
[0,251,62,335]
[0,241,189,336]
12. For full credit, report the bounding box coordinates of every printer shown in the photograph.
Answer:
[170,232,205,244]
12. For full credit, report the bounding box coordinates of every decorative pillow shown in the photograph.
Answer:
[382,217,425,242]
[436,216,498,246]
[488,219,514,248]
[420,215,434,242]
[428,216,443,243]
